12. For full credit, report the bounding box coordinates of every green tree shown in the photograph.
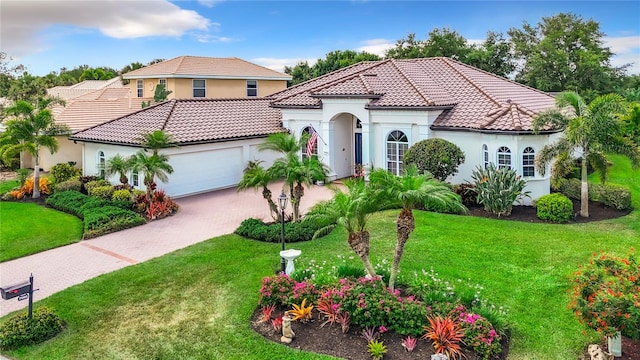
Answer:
[131,130,176,197]
[307,179,383,277]
[284,61,313,86]
[284,50,380,85]
[137,130,176,155]
[385,33,426,59]
[142,84,173,109]
[466,31,516,78]
[402,138,465,181]
[0,52,25,98]
[533,91,640,217]
[7,72,48,101]
[105,154,134,185]
[258,132,328,221]
[2,98,69,198]
[620,103,640,146]
[237,160,279,221]
[369,165,464,290]
[508,13,624,96]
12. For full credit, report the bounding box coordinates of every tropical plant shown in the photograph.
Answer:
[130,152,174,198]
[289,298,313,323]
[422,315,465,360]
[337,311,350,333]
[271,316,283,332]
[533,91,640,217]
[260,304,275,323]
[258,132,328,221]
[137,130,176,155]
[2,98,69,198]
[360,326,379,343]
[402,138,465,181]
[401,336,417,352]
[305,179,382,277]
[105,154,134,185]
[369,165,465,290]
[50,162,81,183]
[237,160,279,221]
[316,298,339,327]
[620,102,640,146]
[471,163,529,217]
[367,340,387,360]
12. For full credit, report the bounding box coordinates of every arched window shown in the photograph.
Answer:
[301,126,318,159]
[97,151,106,178]
[497,146,511,170]
[386,130,408,175]
[482,144,489,169]
[522,147,535,177]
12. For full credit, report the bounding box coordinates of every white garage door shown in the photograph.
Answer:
[163,146,244,197]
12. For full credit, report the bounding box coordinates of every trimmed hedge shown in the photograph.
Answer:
[84,180,111,194]
[555,178,632,210]
[88,185,114,200]
[45,190,145,238]
[54,178,82,193]
[235,218,333,243]
[536,193,574,223]
[0,307,65,350]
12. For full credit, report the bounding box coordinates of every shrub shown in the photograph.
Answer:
[83,205,145,239]
[258,275,296,307]
[569,250,640,339]
[452,183,478,207]
[54,178,82,193]
[451,305,502,359]
[21,177,51,196]
[471,164,529,217]
[84,179,111,194]
[235,218,333,243]
[88,185,114,200]
[403,138,465,181]
[590,183,632,210]
[50,163,81,183]
[45,191,89,217]
[536,193,574,223]
[0,307,65,350]
[112,189,133,202]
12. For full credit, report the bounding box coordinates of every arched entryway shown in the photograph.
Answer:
[329,113,362,179]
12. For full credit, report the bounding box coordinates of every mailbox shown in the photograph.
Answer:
[1,282,32,300]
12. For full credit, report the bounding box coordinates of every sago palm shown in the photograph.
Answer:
[369,165,465,290]
[533,91,639,217]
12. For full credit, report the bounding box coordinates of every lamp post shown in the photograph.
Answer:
[278,191,288,273]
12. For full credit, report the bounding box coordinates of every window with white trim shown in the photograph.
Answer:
[386,130,408,176]
[132,171,139,187]
[522,147,535,177]
[482,144,489,169]
[301,126,318,159]
[97,151,106,178]
[193,79,206,97]
[136,80,143,97]
[247,80,257,97]
[159,78,167,89]
[497,146,512,170]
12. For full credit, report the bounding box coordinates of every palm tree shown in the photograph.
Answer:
[138,130,176,155]
[306,179,383,277]
[369,165,465,290]
[258,132,328,221]
[2,98,68,198]
[237,160,279,221]
[130,152,174,198]
[105,154,134,186]
[533,92,640,217]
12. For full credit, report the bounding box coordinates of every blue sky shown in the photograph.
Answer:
[2,1,639,76]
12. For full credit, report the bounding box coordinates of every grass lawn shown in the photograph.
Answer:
[0,201,83,262]
[0,180,19,194]
[1,158,638,359]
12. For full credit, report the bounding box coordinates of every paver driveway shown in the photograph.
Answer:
[0,182,335,316]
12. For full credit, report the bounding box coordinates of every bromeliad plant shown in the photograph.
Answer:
[367,340,387,360]
[471,163,530,217]
[289,299,314,323]
[569,250,640,340]
[422,315,466,360]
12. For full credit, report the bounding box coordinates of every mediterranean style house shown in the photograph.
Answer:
[71,57,561,203]
[32,56,291,171]
[121,56,291,99]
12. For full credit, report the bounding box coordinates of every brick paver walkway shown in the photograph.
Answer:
[0,182,336,317]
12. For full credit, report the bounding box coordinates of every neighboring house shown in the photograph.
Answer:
[122,56,291,100]
[72,57,561,202]
[47,77,123,100]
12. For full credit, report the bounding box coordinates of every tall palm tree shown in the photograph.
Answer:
[2,98,68,198]
[105,154,134,185]
[258,132,328,221]
[306,179,383,277]
[369,165,465,290]
[533,92,640,217]
[138,130,176,155]
[130,152,174,198]
[237,160,279,221]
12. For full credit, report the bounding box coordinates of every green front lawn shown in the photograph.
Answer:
[0,202,83,262]
[0,180,19,195]
[2,158,638,359]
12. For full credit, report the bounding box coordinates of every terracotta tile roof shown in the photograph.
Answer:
[122,56,292,80]
[52,88,147,132]
[70,98,284,146]
[48,78,123,100]
[271,57,557,132]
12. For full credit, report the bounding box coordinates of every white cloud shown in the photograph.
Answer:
[604,36,640,74]
[252,57,318,73]
[1,0,211,57]
[357,39,394,57]
[198,0,223,8]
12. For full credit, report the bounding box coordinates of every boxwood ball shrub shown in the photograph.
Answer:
[536,193,574,223]
[0,307,65,350]
[403,138,465,181]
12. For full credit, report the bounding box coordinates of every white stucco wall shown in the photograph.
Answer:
[38,136,83,171]
[81,138,279,198]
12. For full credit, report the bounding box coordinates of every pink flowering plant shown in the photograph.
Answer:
[569,250,640,339]
[452,305,502,359]
[258,274,318,307]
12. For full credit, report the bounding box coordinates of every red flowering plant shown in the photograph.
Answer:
[569,250,640,339]
[451,305,502,359]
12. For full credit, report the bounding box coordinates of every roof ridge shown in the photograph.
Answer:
[172,56,187,75]
[389,59,436,106]
[162,99,179,132]
[358,74,375,94]
[441,58,501,107]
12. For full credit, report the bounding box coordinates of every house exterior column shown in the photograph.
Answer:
[361,122,371,169]
[322,120,337,180]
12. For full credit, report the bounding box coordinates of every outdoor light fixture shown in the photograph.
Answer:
[278,191,288,273]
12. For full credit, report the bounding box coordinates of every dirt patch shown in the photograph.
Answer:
[251,308,509,360]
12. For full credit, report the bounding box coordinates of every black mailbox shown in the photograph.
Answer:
[1,282,32,300]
